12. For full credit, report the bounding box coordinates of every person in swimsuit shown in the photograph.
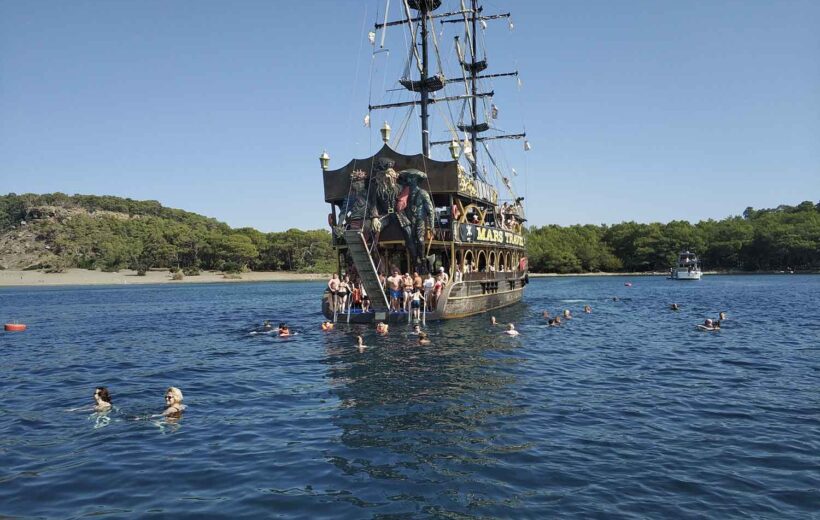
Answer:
[336,275,351,312]
[360,283,370,313]
[163,387,185,417]
[505,324,519,336]
[584,305,592,314]
[94,387,112,411]
[387,270,403,312]
[402,273,414,312]
[328,274,340,311]
[418,332,431,345]
[356,335,367,352]
[410,288,425,320]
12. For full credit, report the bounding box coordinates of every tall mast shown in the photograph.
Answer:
[420,3,431,157]
[470,0,478,177]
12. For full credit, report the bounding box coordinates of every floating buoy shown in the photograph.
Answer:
[5,323,26,332]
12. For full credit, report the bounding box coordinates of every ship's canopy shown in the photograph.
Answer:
[323,144,498,207]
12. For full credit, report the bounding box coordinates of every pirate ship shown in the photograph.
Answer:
[321,0,529,322]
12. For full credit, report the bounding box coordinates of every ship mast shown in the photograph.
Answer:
[469,0,479,176]
[420,1,431,157]
[371,0,525,176]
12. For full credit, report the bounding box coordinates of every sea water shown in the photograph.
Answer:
[0,275,818,518]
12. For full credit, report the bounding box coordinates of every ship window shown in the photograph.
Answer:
[464,250,474,272]
[477,250,487,272]
[488,251,496,270]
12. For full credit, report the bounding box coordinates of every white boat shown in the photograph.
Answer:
[670,251,702,280]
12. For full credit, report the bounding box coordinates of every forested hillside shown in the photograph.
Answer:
[0,193,335,273]
[1,194,817,274]
[526,201,820,273]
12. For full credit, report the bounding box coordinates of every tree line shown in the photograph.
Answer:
[2,194,817,274]
[525,201,820,273]
[0,193,335,274]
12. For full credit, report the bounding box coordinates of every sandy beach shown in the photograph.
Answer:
[0,268,328,287]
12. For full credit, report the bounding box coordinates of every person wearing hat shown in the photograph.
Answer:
[438,266,449,285]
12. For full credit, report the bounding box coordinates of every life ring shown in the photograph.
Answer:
[4,323,26,332]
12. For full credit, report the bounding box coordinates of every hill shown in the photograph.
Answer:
[0,193,334,273]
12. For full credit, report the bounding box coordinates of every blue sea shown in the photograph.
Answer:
[1,275,818,518]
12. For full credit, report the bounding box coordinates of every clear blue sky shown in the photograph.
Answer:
[1,0,818,232]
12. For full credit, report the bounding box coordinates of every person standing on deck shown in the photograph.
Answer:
[387,270,403,312]
[328,273,340,312]
[423,272,435,310]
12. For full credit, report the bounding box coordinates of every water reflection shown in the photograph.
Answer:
[321,312,530,514]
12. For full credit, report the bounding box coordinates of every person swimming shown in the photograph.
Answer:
[698,318,719,331]
[584,305,592,314]
[670,303,680,311]
[490,316,497,326]
[542,311,551,319]
[376,322,389,334]
[262,320,273,331]
[719,311,726,321]
[505,323,520,336]
[418,332,431,345]
[163,387,185,416]
[355,335,367,351]
[563,309,572,319]
[412,324,421,335]
[548,316,562,327]
[321,321,334,331]
[278,323,291,337]
[93,387,112,411]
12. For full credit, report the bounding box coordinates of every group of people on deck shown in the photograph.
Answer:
[327,273,370,314]
[328,265,451,315]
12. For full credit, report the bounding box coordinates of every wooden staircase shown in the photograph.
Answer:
[343,229,389,310]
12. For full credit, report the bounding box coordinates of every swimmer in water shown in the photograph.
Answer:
[262,320,273,331]
[163,387,185,416]
[698,318,718,331]
[490,316,497,326]
[612,297,619,302]
[548,316,562,327]
[563,309,572,319]
[719,311,726,321]
[321,321,334,331]
[418,332,431,345]
[376,322,389,334]
[542,311,551,319]
[94,387,112,411]
[584,305,592,314]
[278,323,291,336]
[670,303,679,311]
[412,324,421,335]
[356,335,367,352]
[505,323,520,336]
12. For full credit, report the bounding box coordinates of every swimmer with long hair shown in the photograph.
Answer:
[356,335,367,352]
[163,387,186,416]
[94,387,112,411]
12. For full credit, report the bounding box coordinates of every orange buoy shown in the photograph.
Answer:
[5,323,26,332]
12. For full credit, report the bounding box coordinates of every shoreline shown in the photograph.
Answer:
[0,268,328,287]
[0,268,813,288]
